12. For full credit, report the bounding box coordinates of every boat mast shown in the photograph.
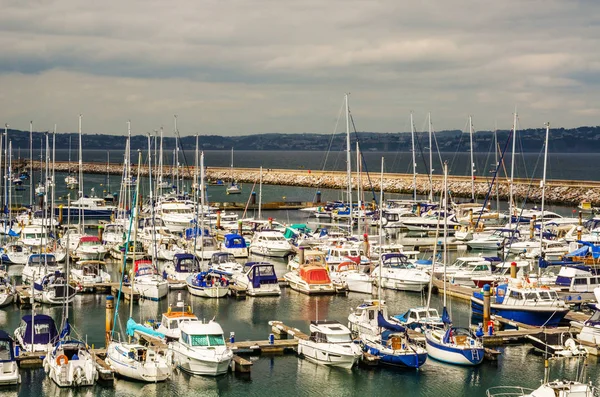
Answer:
[539,122,550,278]
[345,94,352,228]
[129,150,142,342]
[443,161,448,309]
[78,115,84,233]
[200,152,205,256]
[127,120,131,214]
[147,134,158,265]
[469,116,475,202]
[230,147,234,185]
[8,140,11,232]
[356,142,361,233]
[258,166,263,220]
[29,121,33,208]
[494,125,500,211]
[508,110,517,225]
[378,157,384,302]
[194,133,199,203]
[410,112,417,201]
[428,112,433,202]
[174,115,179,193]
[4,123,8,218]
[51,125,56,236]
[158,126,163,191]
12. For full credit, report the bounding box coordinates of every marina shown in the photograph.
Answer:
[0,133,599,395]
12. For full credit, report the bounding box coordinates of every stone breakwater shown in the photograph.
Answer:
[30,161,599,206]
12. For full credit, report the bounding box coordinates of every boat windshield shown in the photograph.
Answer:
[326,333,352,343]
[0,340,11,361]
[189,334,225,347]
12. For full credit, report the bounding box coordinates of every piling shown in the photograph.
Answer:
[105,295,114,347]
[510,261,517,279]
[362,234,370,258]
[58,205,63,224]
[216,211,221,229]
[237,220,242,235]
[98,224,104,241]
[298,246,305,265]
[268,217,273,229]
[483,284,491,325]
[251,192,256,205]
[316,191,321,203]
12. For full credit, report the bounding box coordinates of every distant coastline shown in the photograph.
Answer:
[4,126,600,152]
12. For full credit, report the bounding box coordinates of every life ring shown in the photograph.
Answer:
[56,354,69,366]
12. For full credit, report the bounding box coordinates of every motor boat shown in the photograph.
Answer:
[371,253,429,292]
[284,265,335,295]
[249,230,295,258]
[297,320,362,369]
[131,260,169,301]
[169,320,233,375]
[186,271,230,298]
[70,260,111,291]
[208,252,244,278]
[327,261,372,294]
[232,262,281,296]
[162,253,200,289]
[391,307,444,331]
[219,234,248,258]
[471,278,569,327]
[155,296,199,340]
[105,339,171,382]
[0,330,20,385]
[73,236,107,261]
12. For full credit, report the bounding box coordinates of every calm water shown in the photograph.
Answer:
[2,150,598,396]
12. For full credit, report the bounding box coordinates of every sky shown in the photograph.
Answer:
[1,0,599,136]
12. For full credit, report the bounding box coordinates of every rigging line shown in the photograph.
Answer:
[111,188,138,340]
[241,180,258,219]
[413,128,434,198]
[348,111,377,203]
[474,128,513,227]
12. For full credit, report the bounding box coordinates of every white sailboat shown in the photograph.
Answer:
[105,148,172,383]
[424,162,484,366]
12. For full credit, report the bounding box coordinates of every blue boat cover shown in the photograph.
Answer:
[173,253,199,273]
[22,314,58,345]
[0,330,14,362]
[126,318,165,339]
[377,311,405,333]
[246,263,278,288]
[442,307,451,326]
[223,234,246,249]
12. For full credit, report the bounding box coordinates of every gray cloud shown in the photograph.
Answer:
[0,0,599,135]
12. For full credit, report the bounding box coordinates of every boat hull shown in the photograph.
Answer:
[425,334,484,366]
[297,341,360,369]
[362,342,427,368]
[471,297,568,327]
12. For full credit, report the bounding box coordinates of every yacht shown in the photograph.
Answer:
[232,262,281,296]
[371,253,429,292]
[156,201,195,232]
[169,320,233,375]
[186,271,230,298]
[34,270,77,305]
[73,236,107,261]
[249,230,295,258]
[297,321,362,369]
[105,340,171,382]
[327,261,373,294]
[284,265,335,295]
[208,252,244,277]
[22,253,61,284]
[0,331,20,385]
[155,297,199,340]
[219,233,249,258]
[132,260,169,301]
[162,253,200,289]
[70,260,111,291]
[43,338,98,387]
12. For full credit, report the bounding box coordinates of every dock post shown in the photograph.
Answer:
[98,224,104,241]
[298,246,305,265]
[230,332,235,343]
[268,217,273,229]
[483,284,491,326]
[251,192,256,205]
[578,211,583,240]
[510,261,517,279]
[106,295,115,347]
[216,211,221,229]
[316,191,321,203]
[58,204,63,225]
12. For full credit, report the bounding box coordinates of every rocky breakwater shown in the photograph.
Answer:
[29,162,600,206]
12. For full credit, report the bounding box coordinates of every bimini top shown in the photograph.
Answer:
[21,314,58,345]
[173,253,199,273]
[299,266,331,284]
[223,234,246,249]
[245,262,278,288]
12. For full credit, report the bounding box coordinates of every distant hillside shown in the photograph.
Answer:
[4,126,599,153]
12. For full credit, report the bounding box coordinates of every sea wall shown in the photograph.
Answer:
[27,161,599,206]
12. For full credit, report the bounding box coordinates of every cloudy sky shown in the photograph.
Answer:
[1,0,598,136]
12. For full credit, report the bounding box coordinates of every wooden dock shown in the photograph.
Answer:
[229,284,247,299]
[227,338,299,354]
[110,285,140,302]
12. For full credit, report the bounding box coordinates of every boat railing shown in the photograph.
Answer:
[485,386,535,397]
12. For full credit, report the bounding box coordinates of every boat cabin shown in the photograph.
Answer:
[222,234,247,249]
[27,253,58,268]
[299,266,331,284]
[244,262,278,287]
[179,321,226,347]
[209,252,237,266]
[133,260,158,277]
[16,314,58,350]
[381,253,415,269]
[555,266,600,292]
[173,254,200,274]
[308,320,353,344]
[494,283,561,306]
[393,307,443,330]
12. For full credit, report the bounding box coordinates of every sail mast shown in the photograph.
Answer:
[410,112,417,201]
[29,121,33,207]
[78,115,83,233]
[378,157,384,301]
[345,94,352,228]
[508,110,518,225]
[539,123,550,278]
[469,116,475,202]
[428,112,433,202]
[443,161,448,308]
